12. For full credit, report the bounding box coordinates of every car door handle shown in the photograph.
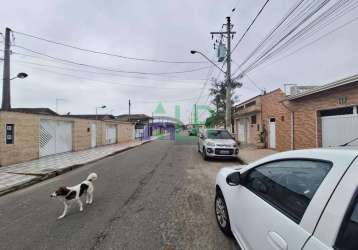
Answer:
[267,231,288,250]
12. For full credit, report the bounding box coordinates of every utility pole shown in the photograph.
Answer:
[211,17,235,132]
[2,28,11,109]
[194,104,197,125]
[128,99,131,122]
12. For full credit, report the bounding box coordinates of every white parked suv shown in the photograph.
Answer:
[198,129,238,160]
[215,148,358,250]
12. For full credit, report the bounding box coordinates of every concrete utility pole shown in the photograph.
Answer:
[210,17,235,132]
[2,28,11,109]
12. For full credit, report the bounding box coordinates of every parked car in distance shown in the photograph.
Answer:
[215,148,358,250]
[189,127,198,136]
[198,129,238,160]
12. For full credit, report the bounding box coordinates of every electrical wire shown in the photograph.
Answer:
[12,30,207,64]
[27,67,203,90]
[242,0,356,74]
[231,0,306,76]
[13,44,211,75]
[231,0,271,54]
[254,14,358,71]
[13,58,210,84]
[232,0,337,76]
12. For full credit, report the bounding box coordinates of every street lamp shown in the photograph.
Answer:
[190,50,226,74]
[95,105,107,120]
[9,72,28,81]
[1,72,29,109]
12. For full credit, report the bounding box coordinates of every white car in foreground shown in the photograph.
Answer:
[198,129,238,160]
[215,148,358,250]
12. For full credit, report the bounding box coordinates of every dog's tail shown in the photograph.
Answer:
[86,173,98,182]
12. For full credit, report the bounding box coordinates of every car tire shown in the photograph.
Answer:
[202,147,208,160]
[215,190,232,236]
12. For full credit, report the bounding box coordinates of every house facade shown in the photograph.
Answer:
[0,109,135,166]
[233,74,358,151]
[233,95,263,146]
[286,75,358,150]
[260,75,358,151]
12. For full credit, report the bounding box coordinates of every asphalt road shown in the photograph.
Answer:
[0,138,239,250]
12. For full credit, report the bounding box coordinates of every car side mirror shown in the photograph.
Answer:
[199,134,204,139]
[226,172,241,186]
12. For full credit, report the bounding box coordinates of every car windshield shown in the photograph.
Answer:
[207,130,233,140]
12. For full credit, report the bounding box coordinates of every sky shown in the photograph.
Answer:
[1,0,358,123]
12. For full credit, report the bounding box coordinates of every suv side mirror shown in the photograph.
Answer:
[226,172,241,186]
[199,134,204,139]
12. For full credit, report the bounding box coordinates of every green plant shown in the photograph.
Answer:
[258,130,265,143]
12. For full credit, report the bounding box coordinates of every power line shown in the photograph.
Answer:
[241,0,356,74]
[232,0,306,76]
[13,44,211,75]
[12,30,208,64]
[232,0,336,76]
[231,0,271,54]
[245,74,265,92]
[13,58,210,84]
[27,67,203,90]
[254,14,358,71]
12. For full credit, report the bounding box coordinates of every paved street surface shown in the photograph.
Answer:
[0,140,150,195]
[0,137,240,250]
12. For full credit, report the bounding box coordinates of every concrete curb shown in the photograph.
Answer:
[0,140,154,197]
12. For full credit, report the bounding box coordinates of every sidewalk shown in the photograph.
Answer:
[239,146,277,164]
[0,138,156,196]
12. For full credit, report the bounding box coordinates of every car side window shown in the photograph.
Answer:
[335,194,358,250]
[244,159,332,223]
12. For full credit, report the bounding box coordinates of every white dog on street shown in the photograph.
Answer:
[50,173,98,219]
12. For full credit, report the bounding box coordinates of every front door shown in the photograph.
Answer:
[230,159,331,250]
[269,118,276,149]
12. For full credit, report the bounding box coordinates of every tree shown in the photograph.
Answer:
[206,78,242,127]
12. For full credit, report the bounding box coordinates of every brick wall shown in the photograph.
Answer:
[117,123,134,143]
[73,119,92,151]
[0,111,135,166]
[288,82,358,148]
[261,89,292,151]
[0,112,40,166]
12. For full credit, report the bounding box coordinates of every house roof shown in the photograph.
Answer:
[63,114,115,120]
[288,74,358,100]
[1,108,59,116]
[234,94,262,108]
[116,114,152,121]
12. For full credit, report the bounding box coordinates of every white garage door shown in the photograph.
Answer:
[40,120,73,157]
[322,114,358,147]
[106,126,117,144]
[238,119,248,143]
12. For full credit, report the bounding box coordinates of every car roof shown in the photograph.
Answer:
[252,148,358,168]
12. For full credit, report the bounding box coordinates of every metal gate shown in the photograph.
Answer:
[322,114,358,147]
[106,125,117,144]
[238,119,248,144]
[268,118,276,149]
[40,120,73,157]
[91,123,96,148]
